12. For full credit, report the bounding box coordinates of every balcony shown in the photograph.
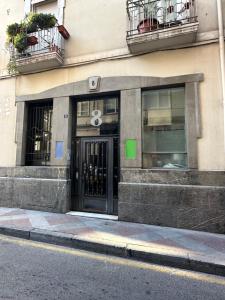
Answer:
[10,27,65,74]
[126,0,199,53]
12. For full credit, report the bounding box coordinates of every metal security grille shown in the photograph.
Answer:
[83,140,108,198]
[26,102,53,166]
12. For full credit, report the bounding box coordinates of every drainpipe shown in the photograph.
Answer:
[217,0,225,150]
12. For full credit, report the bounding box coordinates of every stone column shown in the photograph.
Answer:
[120,89,142,168]
[50,97,72,166]
[185,82,201,169]
[15,102,28,166]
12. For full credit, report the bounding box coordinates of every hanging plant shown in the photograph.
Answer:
[7,57,18,75]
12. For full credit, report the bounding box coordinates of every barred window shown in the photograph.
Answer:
[26,101,53,166]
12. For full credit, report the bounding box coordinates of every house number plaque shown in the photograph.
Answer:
[88,76,101,91]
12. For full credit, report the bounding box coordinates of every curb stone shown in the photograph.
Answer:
[0,226,225,277]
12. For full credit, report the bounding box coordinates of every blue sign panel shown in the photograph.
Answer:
[55,141,64,159]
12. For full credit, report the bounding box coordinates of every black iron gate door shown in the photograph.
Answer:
[76,137,118,214]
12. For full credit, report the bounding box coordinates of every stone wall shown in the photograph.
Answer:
[0,167,71,213]
[119,169,225,234]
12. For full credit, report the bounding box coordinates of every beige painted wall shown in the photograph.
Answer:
[0,0,24,72]
[12,43,225,171]
[0,1,224,171]
[0,0,225,72]
[64,0,127,58]
[0,78,17,166]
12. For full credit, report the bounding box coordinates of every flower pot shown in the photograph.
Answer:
[137,18,158,34]
[27,36,38,46]
[57,25,70,40]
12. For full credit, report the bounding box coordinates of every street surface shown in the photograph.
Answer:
[0,235,225,300]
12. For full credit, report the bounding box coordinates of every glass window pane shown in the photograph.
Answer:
[76,97,119,137]
[77,101,89,117]
[104,98,118,114]
[142,87,186,169]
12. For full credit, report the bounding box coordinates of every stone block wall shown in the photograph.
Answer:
[118,169,225,234]
[0,167,71,213]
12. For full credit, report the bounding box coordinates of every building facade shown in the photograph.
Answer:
[0,0,225,233]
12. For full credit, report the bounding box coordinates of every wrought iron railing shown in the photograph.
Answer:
[127,0,197,37]
[10,26,64,60]
[26,102,53,166]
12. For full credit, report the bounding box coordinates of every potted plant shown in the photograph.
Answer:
[137,0,158,34]
[6,13,64,58]
[29,13,57,30]
[13,32,28,53]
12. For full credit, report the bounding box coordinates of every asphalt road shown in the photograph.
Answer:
[0,235,225,300]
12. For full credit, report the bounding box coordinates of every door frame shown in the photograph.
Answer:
[71,94,120,215]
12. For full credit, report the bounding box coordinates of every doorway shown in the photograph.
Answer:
[71,96,120,215]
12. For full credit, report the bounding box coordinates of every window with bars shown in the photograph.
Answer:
[26,101,53,166]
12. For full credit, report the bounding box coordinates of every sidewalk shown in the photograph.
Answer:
[0,207,225,276]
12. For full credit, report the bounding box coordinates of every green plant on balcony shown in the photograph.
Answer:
[28,13,57,30]
[6,13,57,52]
[6,23,21,41]
[13,32,28,53]
[6,13,61,74]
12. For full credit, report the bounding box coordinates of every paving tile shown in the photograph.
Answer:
[1,207,225,269]
[0,218,32,228]
[45,215,82,226]
[0,209,26,217]
[61,227,96,236]
[184,233,225,253]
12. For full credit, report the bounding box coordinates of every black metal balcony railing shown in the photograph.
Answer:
[127,0,197,37]
[10,26,64,60]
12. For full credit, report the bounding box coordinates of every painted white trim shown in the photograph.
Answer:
[66,211,118,221]
[30,0,65,24]
[24,0,31,16]
[58,0,65,24]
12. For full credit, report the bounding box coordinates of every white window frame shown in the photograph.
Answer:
[77,102,90,117]
[24,0,65,24]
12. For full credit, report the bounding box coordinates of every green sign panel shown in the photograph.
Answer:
[125,139,137,160]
